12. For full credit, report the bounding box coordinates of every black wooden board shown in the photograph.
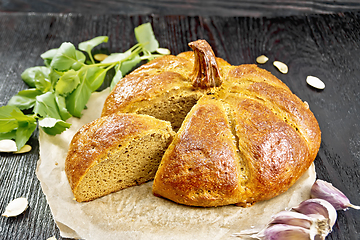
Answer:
[0,12,359,240]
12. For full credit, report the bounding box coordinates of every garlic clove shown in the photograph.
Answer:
[268,211,312,229]
[311,179,360,211]
[263,224,310,240]
[292,198,337,228]
[2,197,28,217]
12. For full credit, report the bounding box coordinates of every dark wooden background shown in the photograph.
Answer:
[1,1,360,240]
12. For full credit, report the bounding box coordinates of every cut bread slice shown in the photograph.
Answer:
[152,96,250,207]
[65,113,175,202]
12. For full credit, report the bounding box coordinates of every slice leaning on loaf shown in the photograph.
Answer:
[65,113,175,202]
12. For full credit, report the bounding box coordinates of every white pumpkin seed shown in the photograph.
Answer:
[303,101,309,109]
[156,48,171,55]
[256,55,269,64]
[306,76,325,90]
[273,61,288,74]
[46,237,57,240]
[0,139,17,152]
[14,144,32,154]
[94,53,108,62]
[2,197,28,217]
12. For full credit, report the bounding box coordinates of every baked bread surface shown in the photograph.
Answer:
[69,39,321,206]
[65,112,175,202]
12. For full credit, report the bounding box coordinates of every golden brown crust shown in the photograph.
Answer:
[153,96,249,207]
[68,39,321,206]
[101,55,194,117]
[65,113,172,192]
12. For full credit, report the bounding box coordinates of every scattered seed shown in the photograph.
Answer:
[2,197,28,217]
[94,53,108,62]
[14,144,32,154]
[156,48,171,55]
[273,61,288,74]
[303,101,309,109]
[256,55,269,64]
[46,237,57,240]
[0,139,17,152]
[306,76,325,90]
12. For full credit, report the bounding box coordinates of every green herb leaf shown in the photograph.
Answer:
[0,105,20,133]
[34,71,52,93]
[39,117,71,135]
[50,42,85,71]
[55,69,80,96]
[21,66,51,88]
[79,36,108,53]
[41,48,58,67]
[0,105,37,150]
[120,54,142,75]
[55,93,72,121]
[15,119,37,150]
[65,66,106,117]
[110,69,123,90]
[33,92,62,119]
[101,51,132,64]
[134,22,159,53]
[7,89,43,110]
[0,130,16,141]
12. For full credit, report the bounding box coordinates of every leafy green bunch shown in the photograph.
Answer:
[0,23,170,151]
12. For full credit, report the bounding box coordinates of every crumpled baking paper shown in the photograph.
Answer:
[36,88,316,240]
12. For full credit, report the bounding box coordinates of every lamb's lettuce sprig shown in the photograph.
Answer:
[0,22,170,151]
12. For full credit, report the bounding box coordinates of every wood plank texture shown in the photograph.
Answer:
[2,0,360,17]
[0,12,359,239]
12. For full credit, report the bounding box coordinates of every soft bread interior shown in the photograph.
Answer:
[130,90,203,132]
[74,130,173,202]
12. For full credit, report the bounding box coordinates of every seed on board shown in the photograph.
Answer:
[256,55,269,64]
[46,237,57,240]
[306,76,325,90]
[0,139,17,152]
[156,48,171,55]
[14,144,32,154]
[94,53,109,62]
[2,197,28,217]
[273,61,288,74]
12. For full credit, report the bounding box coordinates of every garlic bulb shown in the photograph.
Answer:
[311,179,360,211]
[268,211,313,229]
[292,198,337,228]
[263,224,310,240]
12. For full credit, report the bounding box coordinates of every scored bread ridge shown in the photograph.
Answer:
[153,96,252,207]
[152,90,317,207]
[72,40,321,206]
[65,112,175,202]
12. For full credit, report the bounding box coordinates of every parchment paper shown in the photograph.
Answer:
[36,88,316,240]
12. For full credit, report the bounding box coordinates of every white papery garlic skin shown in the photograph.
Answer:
[263,224,311,240]
[268,211,313,229]
[311,179,360,211]
[292,198,337,228]
[2,197,28,217]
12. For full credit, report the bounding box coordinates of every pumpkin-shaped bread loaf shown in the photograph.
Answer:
[66,40,321,206]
